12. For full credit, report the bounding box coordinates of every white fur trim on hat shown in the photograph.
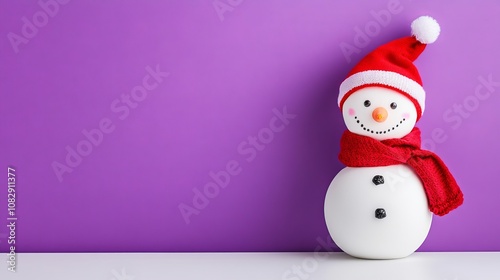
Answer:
[338,70,426,113]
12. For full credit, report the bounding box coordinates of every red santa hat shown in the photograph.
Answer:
[338,16,441,120]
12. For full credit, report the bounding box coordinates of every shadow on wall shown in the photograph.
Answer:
[278,17,415,250]
[275,50,356,251]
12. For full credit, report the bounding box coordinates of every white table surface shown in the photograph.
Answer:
[1,252,499,280]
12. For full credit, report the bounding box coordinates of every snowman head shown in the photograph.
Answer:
[338,16,441,140]
[342,86,417,140]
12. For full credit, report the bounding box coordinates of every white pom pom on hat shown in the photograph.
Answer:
[338,16,442,120]
[411,16,440,44]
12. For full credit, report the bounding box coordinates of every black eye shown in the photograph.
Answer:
[390,102,397,109]
[364,100,371,107]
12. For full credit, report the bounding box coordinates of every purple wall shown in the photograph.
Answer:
[1,0,499,252]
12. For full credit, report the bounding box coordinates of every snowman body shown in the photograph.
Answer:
[325,86,433,259]
[324,165,432,259]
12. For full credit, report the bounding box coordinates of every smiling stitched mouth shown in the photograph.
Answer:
[354,116,407,135]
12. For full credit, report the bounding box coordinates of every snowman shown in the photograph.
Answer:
[324,16,464,259]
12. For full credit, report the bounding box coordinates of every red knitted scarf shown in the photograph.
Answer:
[338,127,463,216]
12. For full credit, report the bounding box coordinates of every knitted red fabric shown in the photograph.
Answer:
[338,127,463,216]
[338,37,427,120]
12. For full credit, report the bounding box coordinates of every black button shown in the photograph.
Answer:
[375,208,387,219]
[372,175,384,185]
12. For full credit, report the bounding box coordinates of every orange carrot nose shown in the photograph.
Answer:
[372,107,388,122]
